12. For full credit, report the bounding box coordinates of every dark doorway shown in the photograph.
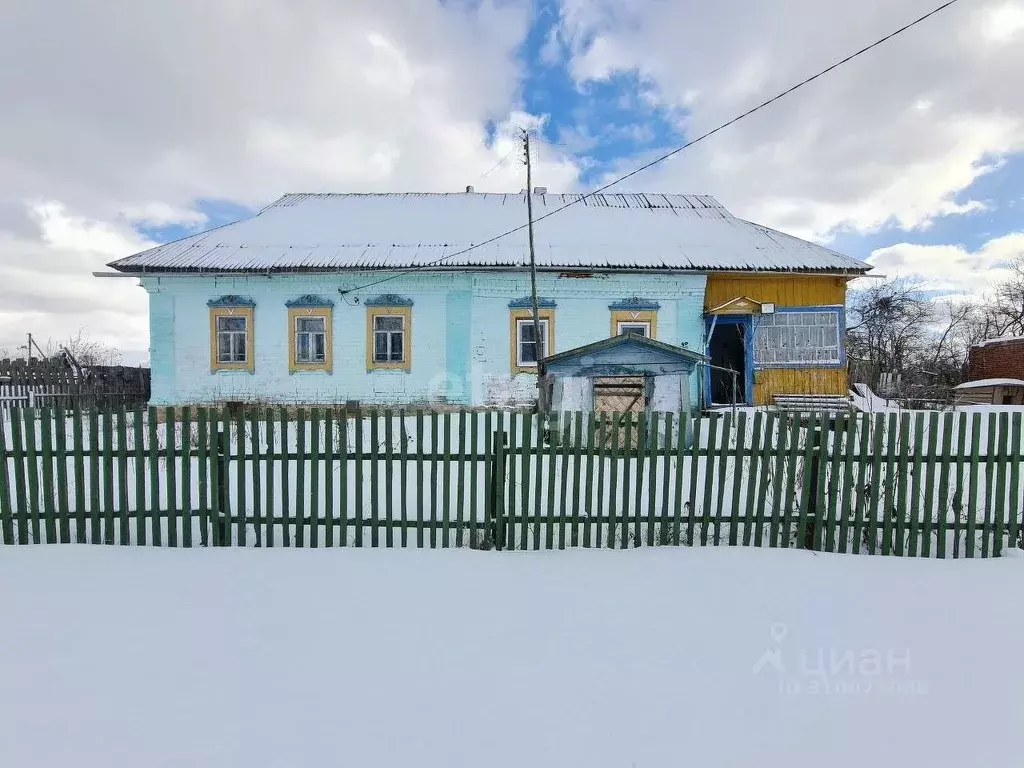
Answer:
[709,321,746,404]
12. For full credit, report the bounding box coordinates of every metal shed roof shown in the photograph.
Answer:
[108,192,871,274]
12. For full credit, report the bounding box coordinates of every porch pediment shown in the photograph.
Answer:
[706,296,769,315]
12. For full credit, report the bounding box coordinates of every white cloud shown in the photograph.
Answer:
[982,1,1024,42]
[868,232,1024,293]
[557,0,1024,240]
[0,0,582,357]
[0,215,149,362]
[30,202,155,259]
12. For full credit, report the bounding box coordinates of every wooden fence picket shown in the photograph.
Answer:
[879,412,898,556]
[907,413,925,556]
[164,406,177,547]
[994,412,1010,557]
[728,411,746,547]
[249,409,262,548]
[560,414,573,550]
[795,411,818,550]
[1009,413,1022,550]
[752,412,773,548]
[39,407,56,544]
[964,414,980,559]
[313,409,323,545]
[686,416,702,547]
[147,407,159,546]
[24,407,41,544]
[743,412,763,548]
[339,410,349,547]
[982,412,998,558]
[0,417,12,545]
[891,413,911,556]
[469,411,480,547]
[323,409,334,548]
[180,407,192,548]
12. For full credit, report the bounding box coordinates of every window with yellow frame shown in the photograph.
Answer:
[208,295,255,372]
[608,298,660,339]
[365,294,413,371]
[286,295,333,373]
[508,298,556,373]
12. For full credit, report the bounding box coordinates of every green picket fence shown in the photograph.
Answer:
[0,406,1020,556]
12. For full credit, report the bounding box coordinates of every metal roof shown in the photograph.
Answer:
[108,192,871,274]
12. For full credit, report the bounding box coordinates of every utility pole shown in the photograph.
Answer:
[522,130,542,376]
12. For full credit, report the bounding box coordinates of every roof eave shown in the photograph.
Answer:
[102,263,872,277]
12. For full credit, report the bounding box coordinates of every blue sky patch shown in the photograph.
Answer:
[516,0,682,185]
[829,151,1024,261]
[134,198,255,245]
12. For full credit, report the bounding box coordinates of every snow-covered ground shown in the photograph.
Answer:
[1,547,1022,767]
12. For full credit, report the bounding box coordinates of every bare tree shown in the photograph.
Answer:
[989,252,1024,336]
[848,252,1024,398]
[847,277,934,375]
[42,330,123,367]
[928,299,976,386]
[846,279,981,397]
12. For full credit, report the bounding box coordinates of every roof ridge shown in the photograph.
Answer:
[267,191,722,200]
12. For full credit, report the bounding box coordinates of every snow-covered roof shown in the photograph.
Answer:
[974,335,1024,348]
[953,378,1024,390]
[108,192,871,274]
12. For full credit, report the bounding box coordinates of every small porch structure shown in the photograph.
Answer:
[539,335,704,417]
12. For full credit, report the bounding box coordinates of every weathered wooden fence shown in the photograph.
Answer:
[0,359,150,413]
[0,406,1020,556]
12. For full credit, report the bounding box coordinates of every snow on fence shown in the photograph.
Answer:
[0,406,1021,556]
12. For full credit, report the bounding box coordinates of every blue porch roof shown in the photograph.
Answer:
[542,335,705,378]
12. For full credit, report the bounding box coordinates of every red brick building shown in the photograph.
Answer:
[968,336,1024,380]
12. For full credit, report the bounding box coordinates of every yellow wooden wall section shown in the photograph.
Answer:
[705,274,851,405]
[704,274,847,310]
[753,368,848,405]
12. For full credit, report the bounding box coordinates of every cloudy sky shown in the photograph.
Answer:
[1,0,1021,363]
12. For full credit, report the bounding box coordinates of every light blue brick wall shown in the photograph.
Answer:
[445,290,472,402]
[148,291,176,404]
[141,271,707,407]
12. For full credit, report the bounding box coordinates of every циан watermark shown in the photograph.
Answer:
[753,622,928,697]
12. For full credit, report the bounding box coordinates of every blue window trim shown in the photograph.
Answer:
[365,293,413,307]
[608,297,661,311]
[207,294,255,308]
[285,294,334,308]
[703,314,754,406]
[751,305,846,370]
[508,297,556,309]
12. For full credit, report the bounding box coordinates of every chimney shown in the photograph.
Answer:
[465,185,475,193]
[533,186,547,194]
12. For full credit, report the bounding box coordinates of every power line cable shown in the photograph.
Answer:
[479,147,518,180]
[339,0,964,296]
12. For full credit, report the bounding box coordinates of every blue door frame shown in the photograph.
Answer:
[704,315,754,406]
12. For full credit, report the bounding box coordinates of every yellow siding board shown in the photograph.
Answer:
[753,368,847,406]
[704,274,847,310]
